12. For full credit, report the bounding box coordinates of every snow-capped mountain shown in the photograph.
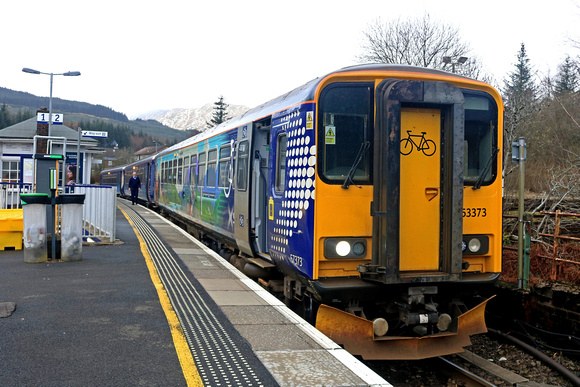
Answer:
[139,103,250,131]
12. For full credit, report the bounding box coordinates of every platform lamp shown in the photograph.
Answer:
[22,68,81,138]
[442,56,468,73]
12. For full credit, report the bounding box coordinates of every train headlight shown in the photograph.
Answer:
[461,235,489,255]
[352,242,366,256]
[468,238,481,253]
[336,241,351,257]
[324,238,368,259]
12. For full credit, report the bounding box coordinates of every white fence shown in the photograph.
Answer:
[1,183,117,243]
[0,183,33,209]
[69,185,117,243]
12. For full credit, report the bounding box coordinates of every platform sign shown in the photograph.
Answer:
[37,112,49,123]
[81,130,108,138]
[52,113,64,125]
[36,112,64,124]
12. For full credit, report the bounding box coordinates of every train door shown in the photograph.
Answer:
[233,120,270,257]
[368,79,465,283]
[399,108,440,271]
[251,119,270,255]
[234,125,253,255]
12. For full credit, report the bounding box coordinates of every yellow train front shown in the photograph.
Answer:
[276,65,503,360]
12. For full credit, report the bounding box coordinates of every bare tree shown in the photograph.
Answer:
[357,14,485,79]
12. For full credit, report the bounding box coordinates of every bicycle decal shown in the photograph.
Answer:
[400,130,437,156]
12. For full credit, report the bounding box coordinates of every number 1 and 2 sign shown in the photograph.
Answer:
[37,112,64,125]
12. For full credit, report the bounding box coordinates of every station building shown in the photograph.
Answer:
[0,117,101,185]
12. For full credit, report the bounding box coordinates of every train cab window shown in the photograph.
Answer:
[198,153,206,187]
[318,83,373,185]
[190,155,197,187]
[218,146,231,188]
[207,149,217,188]
[236,140,249,191]
[177,157,183,185]
[275,134,287,192]
[463,92,498,187]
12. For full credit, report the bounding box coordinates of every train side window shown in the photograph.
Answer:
[318,83,373,185]
[207,149,217,188]
[163,161,168,184]
[190,155,197,187]
[218,145,231,188]
[236,140,249,191]
[184,156,190,185]
[275,134,287,192]
[172,159,177,184]
[198,152,206,187]
[177,157,183,185]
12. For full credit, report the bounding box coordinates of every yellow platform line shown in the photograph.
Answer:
[120,207,203,387]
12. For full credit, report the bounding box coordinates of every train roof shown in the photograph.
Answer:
[100,165,125,174]
[154,64,482,158]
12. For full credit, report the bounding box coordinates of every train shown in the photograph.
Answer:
[101,64,503,360]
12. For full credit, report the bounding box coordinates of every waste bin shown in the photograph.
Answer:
[58,194,85,262]
[20,193,50,263]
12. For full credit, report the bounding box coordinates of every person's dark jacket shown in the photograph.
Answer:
[129,176,141,191]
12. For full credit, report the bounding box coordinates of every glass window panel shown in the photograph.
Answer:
[275,134,287,192]
[236,141,249,191]
[318,84,373,184]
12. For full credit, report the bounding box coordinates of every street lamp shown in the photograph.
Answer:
[442,56,468,73]
[22,67,81,137]
[153,141,164,153]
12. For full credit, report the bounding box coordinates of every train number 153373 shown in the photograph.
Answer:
[463,208,487,217]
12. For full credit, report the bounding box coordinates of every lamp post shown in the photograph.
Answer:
[442,56,468,73]
[153,141,164,153]
[22,68,81,137]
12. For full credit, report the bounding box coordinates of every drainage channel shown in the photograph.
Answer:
[120,203,277,387]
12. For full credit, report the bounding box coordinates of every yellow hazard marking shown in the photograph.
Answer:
[268,197,274,220]
[325,125,336,144]
[120,207,203,387]
[306,111,314,129]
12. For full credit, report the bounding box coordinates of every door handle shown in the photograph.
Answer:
[425,188,439,201]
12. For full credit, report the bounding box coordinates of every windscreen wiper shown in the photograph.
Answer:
[472,147,499,190]
[342,141,371,189]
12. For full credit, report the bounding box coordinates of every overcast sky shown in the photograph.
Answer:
[1,0,578,118]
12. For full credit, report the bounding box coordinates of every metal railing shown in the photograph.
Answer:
[69,184,117,243]
[1,182,117,243]
[0,182,33,209]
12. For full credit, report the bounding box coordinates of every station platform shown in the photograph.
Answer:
[0,199,390,386]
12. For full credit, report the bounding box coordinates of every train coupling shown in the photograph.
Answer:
[315,295,495,360]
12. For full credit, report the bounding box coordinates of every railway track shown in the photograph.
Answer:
[136,199,580,386]
[437,355,498,386]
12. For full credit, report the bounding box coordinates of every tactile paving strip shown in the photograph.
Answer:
[122,204,277,386]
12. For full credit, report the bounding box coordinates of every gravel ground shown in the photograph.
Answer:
[365,333,579,386]
[451,333,579,386]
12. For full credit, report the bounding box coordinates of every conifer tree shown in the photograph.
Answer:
[502,43,538,178]
[504,43,537,107]
[0,104,8,129]
[208,96,229,128]
[554,56,579,94]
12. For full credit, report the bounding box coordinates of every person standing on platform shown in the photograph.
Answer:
[128,171,141,205]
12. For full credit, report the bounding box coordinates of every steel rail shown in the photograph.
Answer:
[437,356,496,387]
